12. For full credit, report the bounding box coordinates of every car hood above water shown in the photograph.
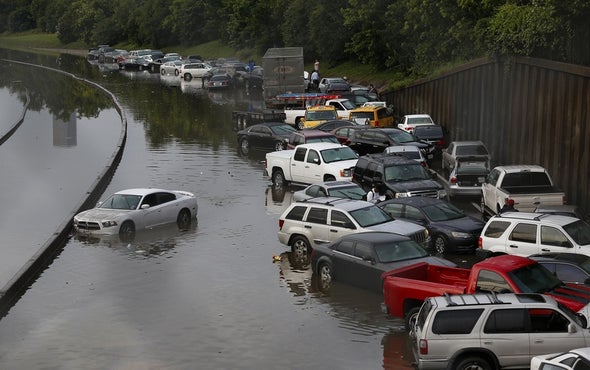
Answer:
[75,208,131,220]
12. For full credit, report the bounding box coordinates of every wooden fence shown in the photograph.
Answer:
[383,57,590,214]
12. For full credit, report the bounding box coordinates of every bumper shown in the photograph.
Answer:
[448,185,483,197]
[278,231,290,247]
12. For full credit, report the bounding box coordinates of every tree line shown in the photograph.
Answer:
[2,0,589,76]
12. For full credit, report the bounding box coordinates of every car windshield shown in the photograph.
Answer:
[99,194,142,210]
[393,150,421,160]
[384,164,430,181]
[270,125,296,135]
[456,161,489,175]
[456,144,489,156]
[328,186,366,200]
[307,137,339,144]
[341,100,356,109]
[349,112,373,120]
[508,263,564,293]
[375,240,428,263]
[320,146,359,163]
[349,206,393,227]
[387,130,416,144]
[414,126,443,138]
[563,220,590,245]
[422,202,465,221]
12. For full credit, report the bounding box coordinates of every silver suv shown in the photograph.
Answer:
[277,197,429,256]
[411,293,590,370]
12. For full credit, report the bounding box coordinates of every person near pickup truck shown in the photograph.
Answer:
[311,70,320,91]
[500,198,517,213]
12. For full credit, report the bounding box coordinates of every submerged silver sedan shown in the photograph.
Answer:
[73,188,198,241]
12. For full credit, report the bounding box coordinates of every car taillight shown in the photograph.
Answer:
[374,120,379,127]
[278,219,284,230]
[450,176,457,184]
[436,139,446,148]
[407,126,413,132]
[562,195,567,205]
[419,339,428,355]
[478,236,483,248]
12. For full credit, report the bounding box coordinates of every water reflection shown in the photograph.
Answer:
[73,221,198,258]
[52,111,77,147]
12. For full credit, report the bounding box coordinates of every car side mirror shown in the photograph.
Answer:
[140,204,150,209]
[568,323,579,333]
[577,313,588,329]
[312,158,320,164]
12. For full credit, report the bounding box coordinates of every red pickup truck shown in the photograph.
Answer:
[381,254,590,328]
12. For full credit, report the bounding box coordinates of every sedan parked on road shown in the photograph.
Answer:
[237,122,296,155]
[179,62,213,81]
[73,188,198,241]
[206,74,233,89]
[312,119,358,132]
[160,60,184,76]
[310,231,455,293]
[292,181,366,202]
[378,196,485,254]
[318,77,350,93]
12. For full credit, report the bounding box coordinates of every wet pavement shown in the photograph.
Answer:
[0,49,482,369]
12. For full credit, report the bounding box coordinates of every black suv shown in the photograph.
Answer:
[349,127,435,158]
[352,153,446,199]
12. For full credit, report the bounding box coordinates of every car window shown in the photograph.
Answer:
[141,193,158,207]
[456,144,489,156]
[563,220,590,245]
[156,192,176,205]
[529,308,569,333]
[330,210,355,229]
[484,221,511,238]
[541,226,570,247]
[320,147,358,163]
[354,242,373,260]
[384,164,429,181]
[510,223,537,243]
[432,309,483,334]
[294,147,307,161]
[405,206,424,221]
[306,207,328,224]
[101,194,141,210]
[381,203,404,218]
[306,150,320,164]
[475,270,513,293]
[554,263,587,284]
[285,206,307,221]
[375,240,428,262]
[329,186,365,200]
[305,185,324,198]
[486,168,500,186]
[334,239,354,255]
[422,202,465,221]
[484,308,527,333]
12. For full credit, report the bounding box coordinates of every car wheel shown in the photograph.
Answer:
[318,262,333,290]
[272,169,286,187]
[433,235,448,254]
[324,175,336,182]
[119,221,136,242]
[454,355,492,370]
[239,138,250,155]
[291,236,311,259]
[177,209,192,230]
[404,307,421,332]
[274,141,285,151]
[184,73,192,81]
[160,68,166,76]
[296,119,304,130]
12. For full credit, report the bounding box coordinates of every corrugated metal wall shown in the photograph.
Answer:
[383,57,590,213]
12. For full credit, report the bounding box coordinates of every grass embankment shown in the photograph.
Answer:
[0,31,420,91]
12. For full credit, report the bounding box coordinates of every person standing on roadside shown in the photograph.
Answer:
[314,59,319,73]
[311,70,320,92]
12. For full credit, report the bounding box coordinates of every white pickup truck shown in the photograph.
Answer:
[265,142,359,186]
[284,98,354,129]
[481,165,566,216]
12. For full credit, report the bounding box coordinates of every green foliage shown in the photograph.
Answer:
[486,3,559,57]
[3,0,590,77]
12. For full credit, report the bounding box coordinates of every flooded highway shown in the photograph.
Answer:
[0,49,480,369]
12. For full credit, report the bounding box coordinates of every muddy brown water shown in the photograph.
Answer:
[0,49,482,369]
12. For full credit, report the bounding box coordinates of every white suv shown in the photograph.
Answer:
[478,212,590,258]
[277,197,429,256]
[412,292,590,370]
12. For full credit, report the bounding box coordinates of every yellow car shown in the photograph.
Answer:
[301,105,339,129]
[348,105,395,127]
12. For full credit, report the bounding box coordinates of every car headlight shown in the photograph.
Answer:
[395,192,411,198]
[451,231,471,239]
[101,221,118,228]
[340,168,352,177]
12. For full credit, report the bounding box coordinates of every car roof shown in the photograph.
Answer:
[114,188,168,196]
[295,129,336,137]
[380,196,444,208]
[296,142,348,150]
[297,197,374,211]
[530,252,590,264]
[452,140,486,146]
[312,180,358,188]
[359,153,419,165]
[429,293,554,308]
[252,122,291,128]
[338,231,411,243]
[493,212,580,225]
[387,145,421,152]
[404,114,432,119]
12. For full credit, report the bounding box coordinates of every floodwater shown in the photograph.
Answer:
[0,49,479,369]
